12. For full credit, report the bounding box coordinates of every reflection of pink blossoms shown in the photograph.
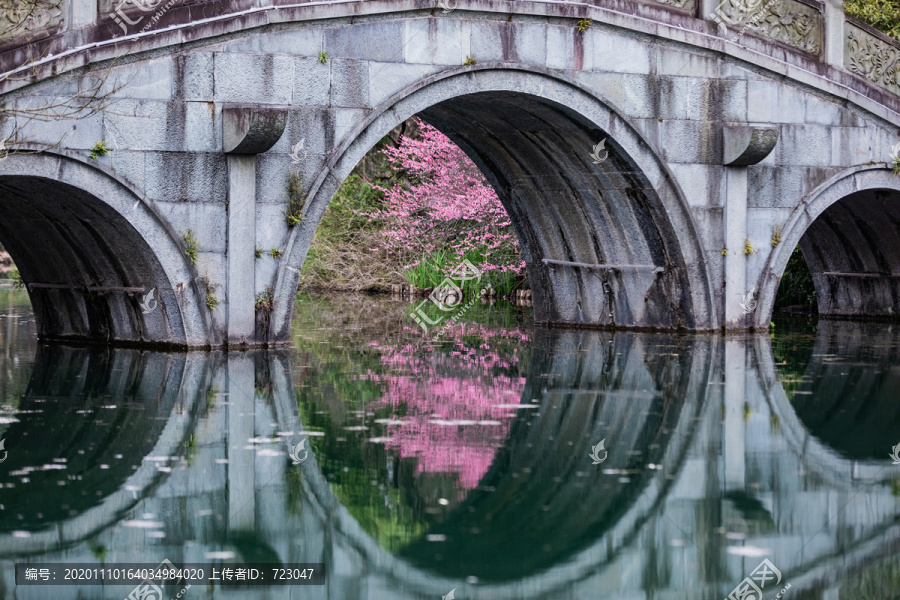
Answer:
[361,324,530,494]
[361,119,525,274]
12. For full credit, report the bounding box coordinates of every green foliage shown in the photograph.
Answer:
[88,140,110,160]
[402,248,524,298]
[463,55,477,66]
[255,247,263,259]
[771,225,782,247]
[317,51,328,63]
[893,155,900,175]
[9,269,24,290]
[285,172,306,227]
[269,248,283,259]
[774,246,816,309]
[182,229,199,264]
[577,18,592,32]
[845,0,900,40]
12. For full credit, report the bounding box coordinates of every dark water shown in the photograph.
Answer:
[2,289,900,599]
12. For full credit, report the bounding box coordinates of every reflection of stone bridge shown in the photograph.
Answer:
[2,324,900,598]
[6,0,900,346]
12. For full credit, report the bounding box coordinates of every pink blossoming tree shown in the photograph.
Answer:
[362,119,526,290]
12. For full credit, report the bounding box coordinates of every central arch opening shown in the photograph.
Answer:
[282,76,715,337]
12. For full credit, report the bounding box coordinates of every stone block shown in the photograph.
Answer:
[747,80,806,123]
[332,59,370,108]
[214,53,293,105]
[182,52,215,101]
[369,62,441,107]
[774,125,832,166]
[670,163,725,207]
[155,201,227,253]
[293,57,332,106]
[325,21,404,62]
[144,151,228,204]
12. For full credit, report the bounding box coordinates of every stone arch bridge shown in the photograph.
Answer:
[2,0,900,347]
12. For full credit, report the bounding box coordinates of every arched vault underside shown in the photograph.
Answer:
[272,70,716,339]
[0,153,211,348]
[757,169,900,326]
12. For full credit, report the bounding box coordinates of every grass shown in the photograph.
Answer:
[270,248,283,259]
[577,18,592,33]
[255,247,263,259]
[463,55,477,66]
[10,269,24,290]
[317,51,328,63]
[182,229,199,264]
[402,249,524,298]
[744,236,755,256]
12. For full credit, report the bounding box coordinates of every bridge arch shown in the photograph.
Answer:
[270,66,717,340]
[754,166,900,327]
[0,152,212,348]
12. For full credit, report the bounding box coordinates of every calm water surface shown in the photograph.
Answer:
[1,290,900,599]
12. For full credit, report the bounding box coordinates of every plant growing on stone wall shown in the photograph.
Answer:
[202,277,220,310]
[270,248,283,259]
[463,55,477,66]
[771,225,782,247]
[182,229,199,264]
[88,140,110,160]
[721,247,728,256]
[577,18,592,33]
[317,51,328,64]
[744,236,755,256]
[255,285,275,337]
[285,172,306,227]
[255,247,263,259]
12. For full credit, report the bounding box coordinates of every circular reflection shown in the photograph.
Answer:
[776,320,900,460]
[0,344,189,535]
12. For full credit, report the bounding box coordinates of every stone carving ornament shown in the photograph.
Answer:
[0,0,64,40]
[846,27,900,91]
[710,0,821,54]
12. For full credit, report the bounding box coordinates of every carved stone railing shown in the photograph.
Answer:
[0,0,65,44]
[702,0,823,55]
[844,17,900,95]
[4,0,900,105]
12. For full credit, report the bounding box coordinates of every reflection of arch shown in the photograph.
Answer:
[753,322,897,485]
[0,152,212,348]
[0,345,206,557]
[290,329,714,597]
[398,330,713,584]
[755,167,900,327]
[270,67,717,341]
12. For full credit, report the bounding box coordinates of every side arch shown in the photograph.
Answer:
[0,151,212,348]
[754,166,900,327]
[269,65,717,341]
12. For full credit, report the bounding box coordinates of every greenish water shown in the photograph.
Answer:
[2,290,900,599]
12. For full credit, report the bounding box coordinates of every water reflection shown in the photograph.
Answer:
[0,292,899,598]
